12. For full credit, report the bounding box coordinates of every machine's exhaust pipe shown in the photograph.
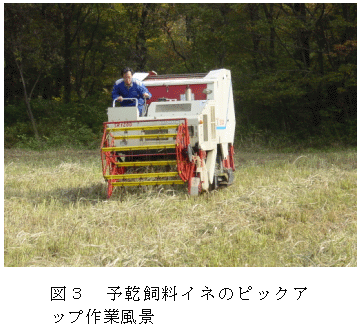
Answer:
[185,87,192,101]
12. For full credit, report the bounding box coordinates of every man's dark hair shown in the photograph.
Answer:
[122,67,134,75]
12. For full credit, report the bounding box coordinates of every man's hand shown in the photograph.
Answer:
[117,96,123,102]
[143,93,149,99]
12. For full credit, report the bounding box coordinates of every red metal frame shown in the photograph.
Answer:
[175,120,193,182]
[101,126,125,198]
[222,143,235,171]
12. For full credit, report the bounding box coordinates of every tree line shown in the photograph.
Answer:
[4,3,357,148]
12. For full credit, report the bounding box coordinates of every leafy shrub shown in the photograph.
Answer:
[4,94,109,150]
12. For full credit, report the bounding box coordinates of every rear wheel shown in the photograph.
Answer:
[213,143,235,188]
[209,174,218,191]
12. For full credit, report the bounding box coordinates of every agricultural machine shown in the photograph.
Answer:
[101,69,236,198]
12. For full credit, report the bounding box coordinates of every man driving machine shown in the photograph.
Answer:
[111,67,152,116]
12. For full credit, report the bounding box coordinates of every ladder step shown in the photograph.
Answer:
[105,172,180,180]
[113,133,177,140]
[116,160,178,167]
[107,124,180,132]
[112,180,185,187]
[102,144,176,152]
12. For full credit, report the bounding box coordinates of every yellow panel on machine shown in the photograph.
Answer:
[106,124,180,131]
[101,144,177,152]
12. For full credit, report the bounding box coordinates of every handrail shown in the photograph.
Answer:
[113,98,138,108]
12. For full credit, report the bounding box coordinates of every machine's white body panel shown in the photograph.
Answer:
[106,69,236,191]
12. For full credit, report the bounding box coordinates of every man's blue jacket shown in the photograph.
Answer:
[111,78,152,116]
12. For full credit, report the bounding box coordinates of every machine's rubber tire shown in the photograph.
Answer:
[209,174,218,191]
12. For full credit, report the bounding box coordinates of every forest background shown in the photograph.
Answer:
[4,3,357,150]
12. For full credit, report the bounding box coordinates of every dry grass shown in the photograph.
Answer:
[4,148,357,267]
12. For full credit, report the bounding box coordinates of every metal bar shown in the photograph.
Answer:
[143,79,215,87]
[111,180,185,187]
[105,172,179,180]
[102,144,176,152]
[121,152,176,158]
[112,98,138,108]
[103,118,187,125]
[116,160,178,167]
[106,124,179,132]
[144,73,207,80]
[113,133,177,140]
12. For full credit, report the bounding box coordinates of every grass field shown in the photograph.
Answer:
[4,147,357,267]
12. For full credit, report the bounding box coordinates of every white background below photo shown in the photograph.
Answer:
[1,267,359,328]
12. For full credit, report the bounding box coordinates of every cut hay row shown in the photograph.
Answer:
[4,148,357,267]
